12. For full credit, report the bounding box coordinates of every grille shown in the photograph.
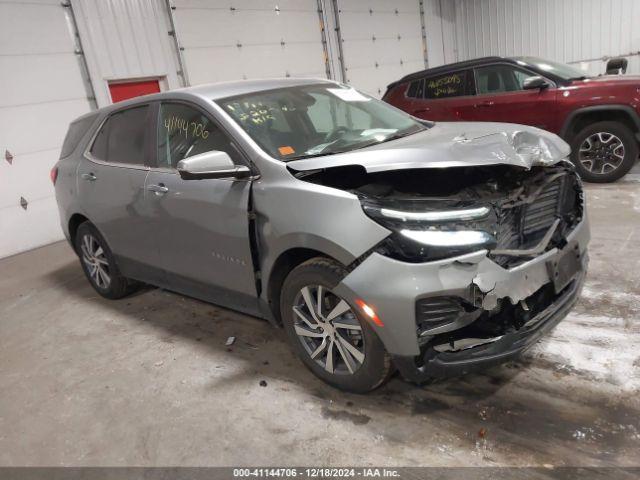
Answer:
[492,171,581,267]
[494,205,520,250]
[522,181,561,235]
[496,178,564,251]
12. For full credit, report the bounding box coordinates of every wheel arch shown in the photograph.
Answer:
[560,105,640,142]
[68,213,90,253]
[265,246,349,325]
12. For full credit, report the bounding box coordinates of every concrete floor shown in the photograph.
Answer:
[1,182,639,467]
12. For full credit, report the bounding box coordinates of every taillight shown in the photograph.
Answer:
[50,165,58,185]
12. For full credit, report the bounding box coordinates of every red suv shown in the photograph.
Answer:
[383,56,640,182]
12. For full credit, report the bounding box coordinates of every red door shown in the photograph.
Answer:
[468,65,559,131]
[109,79,161,103]
[408,69,478,122]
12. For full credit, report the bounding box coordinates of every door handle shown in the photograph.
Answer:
[81,172,97,181]
[475,101,495,107]
[413,108,431,115]
[147,183,169,195]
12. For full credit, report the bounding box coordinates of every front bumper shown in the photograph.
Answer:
[333,216,589,378]
[393,268,585,382]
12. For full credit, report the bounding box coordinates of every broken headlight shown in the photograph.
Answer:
[361,200,497,262]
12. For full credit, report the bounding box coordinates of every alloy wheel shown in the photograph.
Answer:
[292,285,365,375]
[80,234,111,289]
[578,132,625,175]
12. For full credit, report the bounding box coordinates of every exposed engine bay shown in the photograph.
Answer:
[294,161,583,267]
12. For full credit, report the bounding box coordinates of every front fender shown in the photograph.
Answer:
[253,172,390,304]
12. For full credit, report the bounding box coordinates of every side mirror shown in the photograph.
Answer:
[523,76,550,90]
[606,57,628,75]
[176,150,251,180]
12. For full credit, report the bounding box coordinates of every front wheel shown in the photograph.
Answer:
[280,257,393,393]
[570,121,638,183]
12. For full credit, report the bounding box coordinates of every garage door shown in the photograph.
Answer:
[335,0,425,97]
[71,0,183,107]
[0,0,93,258]
[171,0,329,85]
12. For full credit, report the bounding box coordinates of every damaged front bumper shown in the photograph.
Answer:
[333,215,589,382]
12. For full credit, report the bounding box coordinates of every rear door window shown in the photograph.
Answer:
[424,70,474,99]
[89,105,149,165]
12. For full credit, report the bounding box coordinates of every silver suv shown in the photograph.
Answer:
[53,79,589,392]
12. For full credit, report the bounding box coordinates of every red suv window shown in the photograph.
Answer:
[474,64,539,95]
[406,69,475,100]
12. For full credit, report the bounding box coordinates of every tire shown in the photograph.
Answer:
[570,120,638,183]
[280,257,393,393]
[75,222,138,299]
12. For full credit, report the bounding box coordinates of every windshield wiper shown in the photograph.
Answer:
[378,127,424,143]
[285,127,425,161]
[285,152,337,161]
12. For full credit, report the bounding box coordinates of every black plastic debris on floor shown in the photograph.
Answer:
[20,197,28,210]
[5,150,13,164]
[259,380,267,387]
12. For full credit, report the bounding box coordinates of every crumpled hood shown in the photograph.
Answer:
[287,121,570,173]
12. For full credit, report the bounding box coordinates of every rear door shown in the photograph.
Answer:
[406,69,477,121]
[77,105,161,282]
[143,101,259,315]
[470,64,558,130]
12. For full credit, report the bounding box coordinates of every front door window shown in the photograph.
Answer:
[157,103,242,169]
[475,65,539,95]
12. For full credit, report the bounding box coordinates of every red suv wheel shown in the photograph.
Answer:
[570,121,638,183]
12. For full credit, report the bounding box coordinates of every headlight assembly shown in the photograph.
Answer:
[399,229,494,247]
[361,200,497,262]
[377,205,490,222]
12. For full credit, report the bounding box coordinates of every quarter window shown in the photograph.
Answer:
[406,79,426,98]
[157,103,241,169]
[89,106,149,165]
[406,79,425,99]
[61,114,96,158]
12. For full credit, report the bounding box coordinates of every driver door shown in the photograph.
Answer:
[470,64,558,131]
[144,101,259,315]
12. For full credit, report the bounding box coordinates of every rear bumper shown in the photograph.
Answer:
[392,267,585,383]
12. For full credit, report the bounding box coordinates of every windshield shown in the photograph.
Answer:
[216,84,426,161]
[514,56,588,80]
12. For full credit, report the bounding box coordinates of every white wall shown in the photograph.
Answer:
[335,0,426,97]
[452,0,640,76]
[0,0,93,259]
[423,0,457,67]
[169,0,430,98]
[170,0,329,86]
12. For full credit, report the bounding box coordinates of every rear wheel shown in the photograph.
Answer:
[75,222,138,299]
[280,257,393,393]
[570,121,638,183]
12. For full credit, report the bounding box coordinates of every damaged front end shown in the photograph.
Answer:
[306,160,589,382]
